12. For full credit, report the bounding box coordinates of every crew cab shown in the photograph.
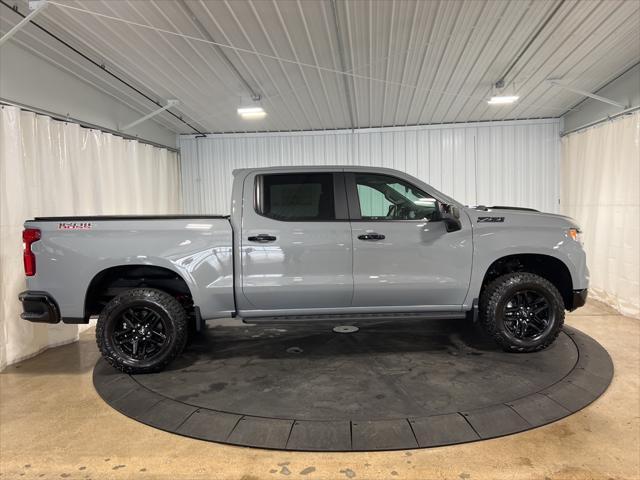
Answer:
[19,166,588,373]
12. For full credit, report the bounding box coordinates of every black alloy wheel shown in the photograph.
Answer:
[502,289,554,342]
[111,305,170,361]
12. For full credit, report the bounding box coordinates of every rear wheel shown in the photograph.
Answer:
[96,288,188,374]
[480,272,564,352]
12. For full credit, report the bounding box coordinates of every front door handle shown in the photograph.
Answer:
[248,234,277,243]
[358,233,386,241]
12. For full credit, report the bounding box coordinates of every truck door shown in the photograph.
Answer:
[346,172,472,309]
[239,171,353,312]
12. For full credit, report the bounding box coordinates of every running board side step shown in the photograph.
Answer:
[244,311,466,324]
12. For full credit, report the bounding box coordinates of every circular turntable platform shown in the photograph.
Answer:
[94,318,613,451]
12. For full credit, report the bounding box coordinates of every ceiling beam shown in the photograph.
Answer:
[178,0,261,102]
[0,0,205,134]
[548,80,627,109]
[0,0,48,47]
[121,99,180,130]
[495,0,566,88]
[330,0,355,130]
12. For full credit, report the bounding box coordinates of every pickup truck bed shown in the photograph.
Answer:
[22,215,235,323]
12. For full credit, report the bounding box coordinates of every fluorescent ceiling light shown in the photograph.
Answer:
[488,95,519,105]
[237,107,264,114]
[238,106,266,119]
[240,111,267,119]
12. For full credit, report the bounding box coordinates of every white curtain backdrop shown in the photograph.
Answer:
[561,112,640,319]
[0,106,181,369]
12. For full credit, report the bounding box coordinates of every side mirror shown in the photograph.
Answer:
[439,203,462,232]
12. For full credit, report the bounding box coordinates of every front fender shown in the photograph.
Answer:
[465,224,588,307]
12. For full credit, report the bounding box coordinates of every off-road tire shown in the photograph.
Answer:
[479,272,564,352]
[96,288,188,374]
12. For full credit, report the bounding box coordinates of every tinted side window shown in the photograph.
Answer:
[259,173,335,221]
[355,173,438,221]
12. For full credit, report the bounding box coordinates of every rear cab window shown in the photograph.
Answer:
[256,173,336,221]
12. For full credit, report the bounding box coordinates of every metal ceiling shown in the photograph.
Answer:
[1,0,639,134]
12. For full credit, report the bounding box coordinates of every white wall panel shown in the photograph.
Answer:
[179,119,560,215]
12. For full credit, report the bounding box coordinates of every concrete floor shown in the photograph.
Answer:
[1,300,638,480]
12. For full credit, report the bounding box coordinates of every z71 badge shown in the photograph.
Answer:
[477,217,505,223]
[58,222,93,230]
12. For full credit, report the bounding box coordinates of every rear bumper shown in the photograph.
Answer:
[571,289,588,311]
[19,291,60,324]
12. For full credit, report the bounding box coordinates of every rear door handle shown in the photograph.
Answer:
[358,233,385,241]
[248,234,277,243]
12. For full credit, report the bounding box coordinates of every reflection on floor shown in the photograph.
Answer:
[1,300,638,479]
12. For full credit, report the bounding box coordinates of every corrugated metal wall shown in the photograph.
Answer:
[179,118,560,214]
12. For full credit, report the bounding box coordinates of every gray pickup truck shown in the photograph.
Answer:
[19,166,588,373]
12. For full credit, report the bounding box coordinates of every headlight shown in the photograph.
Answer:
[567,228,583,244]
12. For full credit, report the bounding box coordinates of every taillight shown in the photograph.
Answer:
[23,228,41,276]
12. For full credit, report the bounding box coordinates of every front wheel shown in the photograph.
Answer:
[96,288,188,374]
[480,272,565,352]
